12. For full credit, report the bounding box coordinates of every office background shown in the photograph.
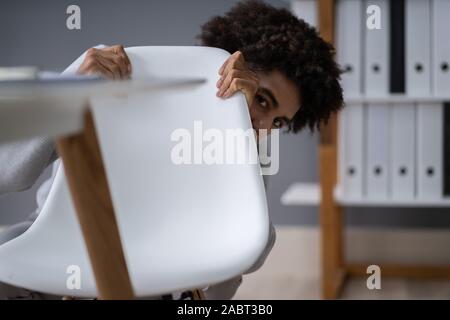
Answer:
[0,0,449,228]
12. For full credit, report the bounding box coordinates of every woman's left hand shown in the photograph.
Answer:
[216,51,259,106]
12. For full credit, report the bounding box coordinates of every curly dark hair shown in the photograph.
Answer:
[198,0,343,132]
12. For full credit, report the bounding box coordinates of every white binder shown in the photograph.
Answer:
[391,103,415,199]
[365,0,390,96]
[340,104,365,198]
[337,0,363,95]
[364,0,390,199]
[417,103,443,199]
[406,0,431,96]
[366,103,390,199]
[432,0,450,96]
[337,0,364,198]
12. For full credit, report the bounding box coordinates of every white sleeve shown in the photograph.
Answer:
[0,44,108,194]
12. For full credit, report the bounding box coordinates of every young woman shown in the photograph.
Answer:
[0,0,342,299]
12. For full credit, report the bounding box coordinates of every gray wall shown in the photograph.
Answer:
[1,0,449,228]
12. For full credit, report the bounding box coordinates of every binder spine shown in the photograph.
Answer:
[406,0,432,95]
[417,102,443,199]
[432,0,450,96]
[390,0,405,94]
[444,102,450,196]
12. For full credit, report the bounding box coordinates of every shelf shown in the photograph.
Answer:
[344,94,450,105]
[281,183,450,208]
[334,185,450,207]
[281,182,320,206]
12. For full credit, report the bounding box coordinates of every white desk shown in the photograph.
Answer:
[0,77,205,142]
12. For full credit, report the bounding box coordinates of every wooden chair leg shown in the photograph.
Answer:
[56,110,134,300]
[192,289,205,300]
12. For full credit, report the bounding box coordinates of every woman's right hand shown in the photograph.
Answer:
[77,44,132,80]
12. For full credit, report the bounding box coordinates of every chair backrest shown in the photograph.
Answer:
[0,46,269,297]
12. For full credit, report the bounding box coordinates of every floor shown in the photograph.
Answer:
[234,226,450,300]
[2,224,450,299]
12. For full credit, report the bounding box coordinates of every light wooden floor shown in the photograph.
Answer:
[234,226,450,300]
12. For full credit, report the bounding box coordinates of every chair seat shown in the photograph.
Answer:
[0,164,97,297]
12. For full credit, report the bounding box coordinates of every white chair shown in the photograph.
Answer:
[0,46,269,298]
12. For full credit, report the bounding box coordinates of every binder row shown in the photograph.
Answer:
[336,0,450,200]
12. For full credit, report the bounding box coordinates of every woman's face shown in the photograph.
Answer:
[248,70,300,134]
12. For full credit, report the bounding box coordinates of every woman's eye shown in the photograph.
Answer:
[257,95,268,108]
[273,118,282,128]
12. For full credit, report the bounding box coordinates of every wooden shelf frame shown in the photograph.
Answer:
[317,0,450,299]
